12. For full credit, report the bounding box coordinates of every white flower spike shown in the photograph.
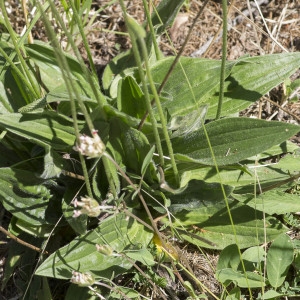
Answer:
[74,129,105,158]
[70,271,95,287]
[72,196,102,218]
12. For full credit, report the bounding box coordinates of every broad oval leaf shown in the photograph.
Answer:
[26,42,92,95]
[233,190,300,215]
[180,149,299,195]
[168,179,234,213]
[216,268,265,288]
[150,57,231,118]
[35,213,153,280]
[168,200,287,249]
[0,111,77,150]
[0,168,59,226]
[150,52,300,119]
[217,244,241,271]
[167,117,299,166]
[267,233,294,288]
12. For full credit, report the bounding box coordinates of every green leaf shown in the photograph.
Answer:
[141,145,155,176]
[150,53,300,119]
[0,168,59,226]
[150,57,232,118]
[109,117,150,175]
[0,112,77,151]
[231,153,300,214]
[40,148,64,179]
[220,52,300,117]
[180,150,299,195]
[169,200,287,249]
[241,246,266,272]
[13,218,54,238]
[267,233,294,288]
[36,277,52,300]
[103,104,154,133]
[150,0,185,35]
[259,289,284,299]
[0,37,41,106]
[109,286,140,299]
[216,268,265,288]
[168,105,207,138]
[102,52,137,96]
[0,63,28,112]
[35,213,153,280]
[276,153,300,174]
[225,287,241,300]
[117,75,147,119]
[168,118,299,166]
[246,140,298,161]
[233,190,300,215]
[26,41,92,95]
[125,248,156,266]
[65,284,98,300]
[168,179,234,213]
[217,244,241,271]
[0,80,14,113]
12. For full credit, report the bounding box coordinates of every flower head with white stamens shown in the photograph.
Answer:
[74,129,105,158]
[70,271,94,286]
[73,196,102,218]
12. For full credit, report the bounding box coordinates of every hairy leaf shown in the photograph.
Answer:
[216,268,265,288]
[180,149,299,194]
[0,112,76,151]
[26,42,92,95]
[35,213,152,280]
[150,53,300,119]
[167,179,234,213]
[267,234,294,288]
[167,118,299,166]
[151,0,186,34]
[0,168,59,226]
[168,200,287,249]
[233,190,300,215]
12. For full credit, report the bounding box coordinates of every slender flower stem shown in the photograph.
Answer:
[139,39,180,185]
[120,5,165,167]
[120,3,180,185]
[137,0,210,130]
[65,1,107,108]
[0,1,40,99]
[141,0,163,61]
[103,152,168,252]
[102,156,118,198]
[36,1,94,197]
[215,0,228,120]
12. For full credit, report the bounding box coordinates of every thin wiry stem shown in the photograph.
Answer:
[0,1,40,99]
[119,3,165,167]
[138,0,210,130]
[215,0,228,120]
